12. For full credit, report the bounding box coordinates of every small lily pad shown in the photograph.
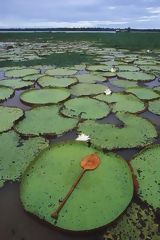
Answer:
[0,106,23,133]
[5,68,39,78]
[61,97,110,120]
[126,87,160,100]
[117,71,155,81]
[0,86,14,101]
[95,93,145,113]
[78,113,157,150]
[110,79,138,88]
[131,145,160,209]
[0,131,48,186]
[148,99,160,115]
[15,105,78,136]
[45,68,77,76]
[20,142,133,231]
[38,76,77,88]
[20,88,70,105]
[70,83,106,96]
[0,79,33,89]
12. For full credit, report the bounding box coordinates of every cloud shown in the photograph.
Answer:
[146,7,160,14]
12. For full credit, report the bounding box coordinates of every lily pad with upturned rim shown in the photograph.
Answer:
[117,71,155,81]
[61,97,110,120]
[110,79,138,88]
[20,88,70,105]
[38,76,78,88]
[0,131,48,187]
[70,83,107,96]
[76,74,106,83]
[126,87,160,100]
[131,145,160,209]
[117,65,139,72]
[0,86,14,101]
[15,105,78,136]
[5,68,39,78]
[78,112,157,150]
[23,74,45,81]
[45,68,77,76]
[148,99,160,115]
[0,79,34,89]
[0,106,23,133]
[20,141,133,231]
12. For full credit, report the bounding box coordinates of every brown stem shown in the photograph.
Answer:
[51,169,86,219]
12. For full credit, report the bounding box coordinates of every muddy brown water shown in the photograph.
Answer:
[0,73,160,240]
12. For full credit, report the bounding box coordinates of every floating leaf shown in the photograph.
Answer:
[0,79,33,89]
[78,113,157,150]
[15,105,78,136]
[76,74,106,83]
[117,65,139,72]
[131,145,160,209]
[117,71,155,81]
[0,106,23,133]
[110,79,138,88]
[0,86,14,101]
[38,76,77,88]
[148,99,160,115]
[45,68,77,76]
[70,83,106,96]
[5,68,39,78]
[20,88,70,105]
[20,142,133,231]
[126,87,160,100]
[23,74,44,81]
[0,131,48,187]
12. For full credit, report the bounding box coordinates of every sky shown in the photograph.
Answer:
[0,0,160,29]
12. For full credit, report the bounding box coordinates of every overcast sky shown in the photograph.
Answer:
[0,0,160,28]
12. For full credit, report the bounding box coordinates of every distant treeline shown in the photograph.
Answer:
[0,27,160,32]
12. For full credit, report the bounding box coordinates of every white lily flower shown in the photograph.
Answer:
[76,133,90,142]
[147,49,150,53]
[104,88,112,95]
[110,67,116,73]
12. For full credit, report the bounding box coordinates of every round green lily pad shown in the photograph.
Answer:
[117,71,155,81]
[0,86,14,101]
[5,68,39,78]
[131,145,160,209]
[117,65,139,72]
[61,97,110,120]
[126,87,160,100]
[70,83,106,96]
[154,86,160,92]
[20,88,70,105]
[78,112,157,150]
[148,99,160,115]
[95,93,145,113]
[110,79,138,88]
[38,76,77,88]
[101,72,117,78]
[20,142,133,231]
[15,105,78,136]
[0,131,48,187]
[45,68,77,76]
[23,74,44,81]
[0,79,33,89]
[104,203,159,240]
[87,65,111,72]
[0,106,23,133]
[76,74,106,83]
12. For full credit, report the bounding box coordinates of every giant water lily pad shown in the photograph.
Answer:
[126,87,160,100]
[61,97,110,120]
[95,93,145,113]
[104,203,159,240]
[86,65,111,72]
[45,68,77,76]
[0,106,23,133]
[15,105,78,136]
[110,79,138,88]
[23,74,44,81]
[78,113,157,150]
[76,74,106,83]
[20,88,70,105]
[5,68,39,78]
[20,142,133,231]
[0,86,14,101]
[148,99,160,115]
[38,76,77,88]
[117,71,155,81]
[117,65,139,72]
[0,79,33,89]
[0,131,48,187]
[131,145,160,209]
[70,83,106,96]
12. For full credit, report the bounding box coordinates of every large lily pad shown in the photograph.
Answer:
[45,68,77,76]
[126,87,160,100]
[148,99,160,115]
[23,74,44,81]
[104,203,159,240]
[61,97,110,120]
[78,113,157,150]
[15,105,78,136]
[95,93,145,113]
[5,68,39,78]
[70,83,106,96]
[86,65,111,72]
[0,106,23,133]
[76,74,106,83]
[131,145,160,209]
[0,131,48,187]
[0,86,14,101]
[0,79,33,89]
[20,142,133,231]
[117,65,139,72]
[38,76,77,88]
[117,71,155,81]
[110,79,138,88]
[20,88,70,105]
